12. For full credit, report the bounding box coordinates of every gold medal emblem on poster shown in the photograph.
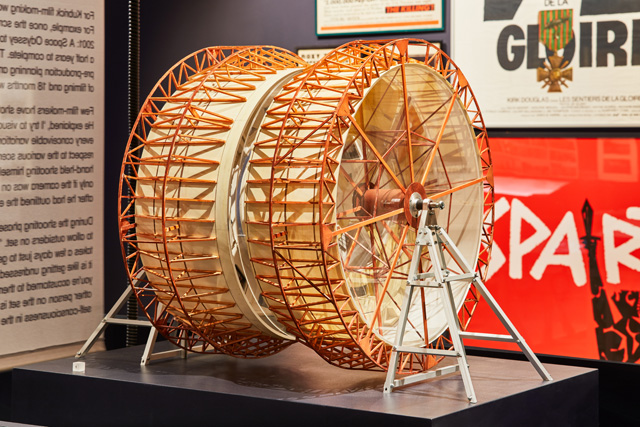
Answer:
[537,9,574,92]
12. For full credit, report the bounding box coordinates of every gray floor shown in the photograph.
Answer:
[13,342,597,426]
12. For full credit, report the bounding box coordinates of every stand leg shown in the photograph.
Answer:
[426,228,477,403]
[77,274,184,366]
[383,200,552,402]
[436,228,553,382]
[141,326,159,366]
[384,214,430,393]
[76,286,134,358]
[383,285,415,393]
[472,278,552,381]
[440,284,477,402]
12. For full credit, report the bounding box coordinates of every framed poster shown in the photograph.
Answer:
[468,137,640,363]
[316,0,444,36]
[452,1,640,127]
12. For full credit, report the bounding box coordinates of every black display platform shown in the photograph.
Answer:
[12,342,597,427]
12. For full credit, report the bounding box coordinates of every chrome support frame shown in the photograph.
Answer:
[383,198,552,402]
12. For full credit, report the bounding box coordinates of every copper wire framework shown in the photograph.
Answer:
[118,40,494,371]
[119,46,307,356]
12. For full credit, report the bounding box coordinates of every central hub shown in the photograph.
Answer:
[354,182,427,228]
[361,188,404,216]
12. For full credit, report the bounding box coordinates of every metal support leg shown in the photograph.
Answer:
[384,212,428,393]
[426,228,477,403]
[140,325,160,365]
[77,277,189,365]
[383,200,552,401]
[436,228,553,382]
[384,212,469,396]
[383,284,415,393]
[76,285,146,357]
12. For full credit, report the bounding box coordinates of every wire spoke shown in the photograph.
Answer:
[346,112,406,192]
[332,208,404,238]
[419,94,457,186]
[364,224,410,339]
[344,226,363,266]
[428,177,484,200]
[411,95,451,133]
[380,220,413,260]
[400,63,415,182]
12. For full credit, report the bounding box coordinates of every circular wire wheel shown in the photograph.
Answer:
[244,40,494,370]
[119,46,307,356]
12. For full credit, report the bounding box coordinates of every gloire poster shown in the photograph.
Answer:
[468,138,640,363]
[452,0,640,127]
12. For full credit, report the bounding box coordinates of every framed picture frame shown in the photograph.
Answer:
[316,0,444,36]
[451,0,640,128]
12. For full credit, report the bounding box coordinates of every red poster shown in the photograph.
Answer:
[467,137,640,362]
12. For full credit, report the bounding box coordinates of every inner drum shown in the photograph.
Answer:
[120,41,493,370]
[122,46,306,357]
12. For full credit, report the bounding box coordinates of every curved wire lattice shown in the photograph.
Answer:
[119,46,307,357]
[247,39,494,371]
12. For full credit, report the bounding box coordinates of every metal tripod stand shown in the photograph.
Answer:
[76,272,191,365]
[383,197,552,403]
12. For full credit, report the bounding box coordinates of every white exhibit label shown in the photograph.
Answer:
[316,0,444,35]
[297,43,441,64]
[0,0,104,355]
[452,0,640,128]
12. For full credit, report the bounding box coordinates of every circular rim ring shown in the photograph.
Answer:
[263,39,494,370]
